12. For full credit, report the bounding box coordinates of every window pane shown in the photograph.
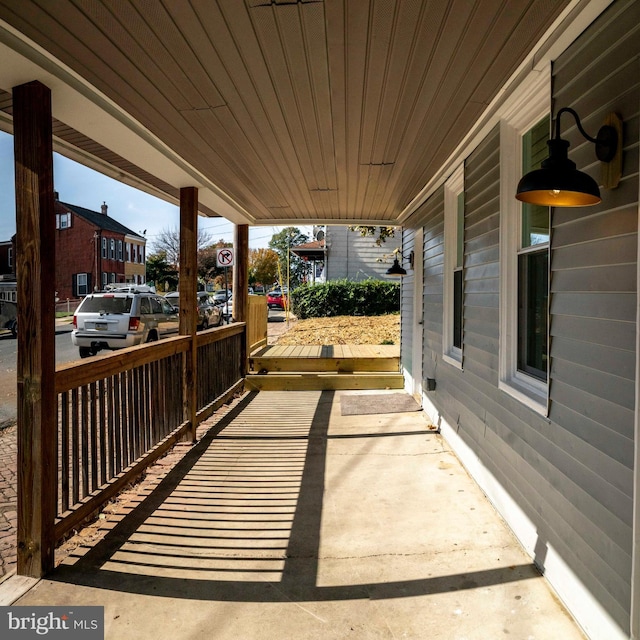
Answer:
[522,204,549,248]
[456,192,464,268]
[518,250,548,381]
[522,117,550,248]
[453,269,463,349]
[80,295,133,314]
[150,297,163,314]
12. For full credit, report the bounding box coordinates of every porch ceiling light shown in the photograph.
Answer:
[515,107,621,207]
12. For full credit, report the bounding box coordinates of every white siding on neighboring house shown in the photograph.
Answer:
[325,226,396,280]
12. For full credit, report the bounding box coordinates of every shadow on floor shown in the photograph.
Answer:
[50,390,539,602]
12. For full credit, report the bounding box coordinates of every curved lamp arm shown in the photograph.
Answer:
[554,107,617,162]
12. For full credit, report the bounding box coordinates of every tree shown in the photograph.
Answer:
[268,227,309,289]
[151,226,213,266]
[197,238,234,284]
[145,251,178,291]
[249,248,279,287]
[348,225,396,246]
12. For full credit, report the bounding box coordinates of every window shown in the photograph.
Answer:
[118,240,123,261]
[518,119,549,381]
[139,297,151,314]
[102,272,107,289]
[7,248,12,268]
[76,273,88,296]
[132,245,137,263]
[56,213,71,229]
[126,243,131,262]
[101,237,107,259]
[110,239,115,259]
[443,165,464,367]
[138,245,144,263]
[499,67,550,415]
[110,272,116,283]
[150,297,163,314]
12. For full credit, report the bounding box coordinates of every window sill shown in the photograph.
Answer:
[443,352,463,370]
[499,374,547,416]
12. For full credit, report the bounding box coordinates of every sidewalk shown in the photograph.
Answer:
[1,390,585,639]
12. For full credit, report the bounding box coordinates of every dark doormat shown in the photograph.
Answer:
[340,393,422,416]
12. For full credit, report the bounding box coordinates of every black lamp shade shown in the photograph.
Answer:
[516,138,601,207]
[386,258,406,277]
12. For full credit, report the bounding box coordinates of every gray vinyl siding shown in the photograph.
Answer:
[415,1,639,633]
[420,189,444,383]
[547,0,639,626]
[463,126,500,383]
[400,228,415,373]
[324,226,394,281]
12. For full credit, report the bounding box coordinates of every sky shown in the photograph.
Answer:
[0,130,310,251]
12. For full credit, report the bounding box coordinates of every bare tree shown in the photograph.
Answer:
[151,226,213,266]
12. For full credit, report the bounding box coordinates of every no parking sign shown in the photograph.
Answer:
[217,248,234,268]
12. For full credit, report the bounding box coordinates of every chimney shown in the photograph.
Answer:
[54,191,59,200]
[101,201,108,215]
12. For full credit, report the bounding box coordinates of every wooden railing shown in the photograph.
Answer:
[53,323,245,541]
[247,294,268,353]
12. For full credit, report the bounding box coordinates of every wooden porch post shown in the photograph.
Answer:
[13,81,56,576]
[179,187,198,443]
[233,224,249,376]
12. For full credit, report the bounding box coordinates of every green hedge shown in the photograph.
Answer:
[290,280,400,319]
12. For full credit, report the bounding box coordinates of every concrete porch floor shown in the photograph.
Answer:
[2,390,584,639]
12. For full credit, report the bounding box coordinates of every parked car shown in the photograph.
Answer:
[71,288,179,358]
[267,290,287,309]
[220,293,233,320]
[213,289,232,304]
[164,291,223,330]
[0,281,17,337]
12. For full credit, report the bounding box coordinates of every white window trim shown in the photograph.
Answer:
[77,273,88,296]
[499,66,550,416]
[443,164,464,369]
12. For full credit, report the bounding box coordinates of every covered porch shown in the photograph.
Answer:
[3,389,584,639]
[1,2,633,638]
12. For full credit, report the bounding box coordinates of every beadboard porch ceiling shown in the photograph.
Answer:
[0,0,574,226]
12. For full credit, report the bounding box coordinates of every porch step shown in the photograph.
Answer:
[245,371,404,391]
[247,344,402,391]
[250,355,400,373]
[249,344,400,374]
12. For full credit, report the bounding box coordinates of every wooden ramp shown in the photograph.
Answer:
[246,344,403,391]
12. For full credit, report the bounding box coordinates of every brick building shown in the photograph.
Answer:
[54,195,146,300]
[0,239,14,278]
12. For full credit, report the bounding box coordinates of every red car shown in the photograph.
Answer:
[267,290,287,309]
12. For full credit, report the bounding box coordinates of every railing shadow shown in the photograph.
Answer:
[50,390,539,602]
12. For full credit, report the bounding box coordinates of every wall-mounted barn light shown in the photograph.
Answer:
[516,107,622,207]
[386,248,414,277]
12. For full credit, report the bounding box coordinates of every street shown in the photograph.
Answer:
[0,320,78,428]
[0,310,288,428]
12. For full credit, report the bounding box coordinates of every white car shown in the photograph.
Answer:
[72,289,179,358]
[213,289,232,304]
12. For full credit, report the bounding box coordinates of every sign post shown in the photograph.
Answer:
[217,248,234,323]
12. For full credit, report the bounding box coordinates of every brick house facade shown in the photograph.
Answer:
[53,196,146,300]
[0,239,14,278]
